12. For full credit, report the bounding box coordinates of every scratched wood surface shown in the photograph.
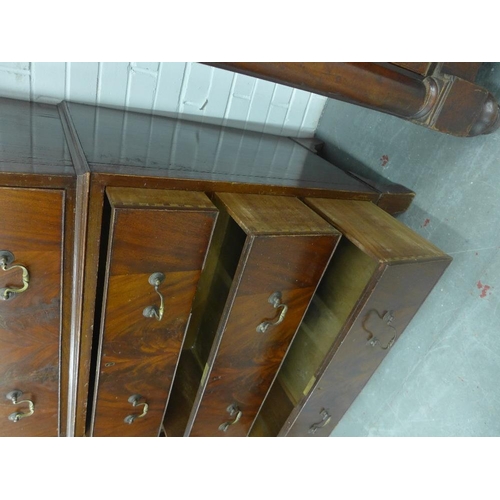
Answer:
[0,187,64,437]
[304,199,447,262]
[91,188,217,437]
[0,97,74,174]
[65,101,378,199]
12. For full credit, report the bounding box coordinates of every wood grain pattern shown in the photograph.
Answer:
[283,260,451,437]
[0,188,64,437]
[170,193,341,437]
[216,192,339,235]
[391,63,434,76]
[252,199,452,437]
[91,189,217,436]
[208,63,499,137]
[304,199,448,262]
[107,187,216,209]
[209,63,427,117]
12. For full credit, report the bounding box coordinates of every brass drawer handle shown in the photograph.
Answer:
[6,390,35,422]
[363,310,397,350]
[308,409,331,434]
[143,272,165,321]
[124,394,149,424]
[218,404,242,432]
[256,291,288,333]
[0,251,30,301]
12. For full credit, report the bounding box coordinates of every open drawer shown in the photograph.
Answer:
[163,193,340,436]
[251,199,452,437]
[90,188,218,437]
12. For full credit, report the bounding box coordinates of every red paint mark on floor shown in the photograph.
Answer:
[477,280,493,298]
[380,155,389,167]
[422,218,430,228]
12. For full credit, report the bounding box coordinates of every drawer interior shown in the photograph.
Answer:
[163,201,247,436]
[250,237,378,436]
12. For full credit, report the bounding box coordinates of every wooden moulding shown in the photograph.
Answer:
[163,193,340,437]
[251,199,452,437]
[290,137,416,216]
[343,171,416,216]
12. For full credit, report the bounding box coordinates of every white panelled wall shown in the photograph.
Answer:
[0,62,326,138]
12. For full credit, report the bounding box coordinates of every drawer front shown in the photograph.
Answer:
[0,188,64,437]
[188,233,338,436]
[284,259,450,437]
[92,194,217,437]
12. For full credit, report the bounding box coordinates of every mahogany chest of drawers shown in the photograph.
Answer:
[0,97,451,437]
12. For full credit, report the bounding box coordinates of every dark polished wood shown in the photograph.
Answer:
[58,101,92,437]
[441,62,483,82]
[163,193,340,437]
[0,188,64,436]
[207,63,499,137]
[343,171,415,216]
[90,188,217,436]
[392,63,482,82]
[0,96,450,438]
[290,137,415,215]
[0,98,77,437]
[0,97,74,174]
[251,199,451,437]
[391,62,435,76]
[65,102,377,199]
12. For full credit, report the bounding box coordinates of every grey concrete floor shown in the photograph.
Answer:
[315,63,500,437]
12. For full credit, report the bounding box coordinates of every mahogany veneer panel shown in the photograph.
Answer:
[90,188,217,437]
[0,188,64,436]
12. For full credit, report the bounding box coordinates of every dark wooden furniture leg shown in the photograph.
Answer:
[207,63,500,138]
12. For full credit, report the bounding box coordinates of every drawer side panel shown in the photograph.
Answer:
[188,232,338,436]
[284,258,451,436]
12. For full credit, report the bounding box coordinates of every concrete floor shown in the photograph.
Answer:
[315,63,500,437]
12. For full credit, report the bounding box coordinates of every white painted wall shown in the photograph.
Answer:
[0,62,326,138]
